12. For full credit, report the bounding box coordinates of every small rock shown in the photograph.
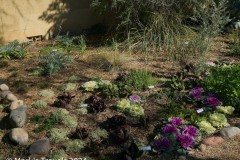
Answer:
[219,127,240,138]
[0,84,9,91]
[178,156,186,160]
[9,105,27,127]
[29,138,50,155]
[10,100,24,110]
[202,136,224,146]
[1,90,11,98]
[199,144,206,152]
[6,93,18,101]
[9,128,28,145]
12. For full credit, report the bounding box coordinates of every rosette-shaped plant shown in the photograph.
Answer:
[197,121,216,134]
[169,117,183,126]
[155,137,172,151]
[209,113,229,128]
[82,81,98,91]
[205,96,222,108]
[129,95,141,104]
[189,87,204,100]
[176,134,195,150]
[162,125,179,134]
[217,106,235,115]
[117,99,144,117]
[182,126,198,138]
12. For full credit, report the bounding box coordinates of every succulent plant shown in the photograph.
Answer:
[85,95,106,113]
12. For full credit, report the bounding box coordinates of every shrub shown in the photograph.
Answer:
[0,40,28,59]
[65,140,86,153]
[33,100,48,108]
[202,65,240,113]
[39,89,54,97]
[125,70,157,90]
[38,52,73,76]
[49,128,69,143]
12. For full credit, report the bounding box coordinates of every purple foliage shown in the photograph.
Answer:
[169,117,183,126]
[182,126,198,137]
[205,96,222,108]
[176,134,195,150]
[155,137,172,151]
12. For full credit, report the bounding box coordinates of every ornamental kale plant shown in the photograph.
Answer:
[154,117,199,155]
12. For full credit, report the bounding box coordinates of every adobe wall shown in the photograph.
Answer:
[0,0,102,43]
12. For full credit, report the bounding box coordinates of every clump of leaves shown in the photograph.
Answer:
[107,115,129,145]
[33,100,48,109]
[85,95,106,113]
[90,127,108,142]
[99,82,132,98]
[30,115,45,124]
[48,149,68,159]
[75,108,88,115]
[68,75,81,82]
[49,128,69,143]
[54,92,75,109]
[0,40,28,59]
[62,115,78,128]
[52,108,69,121]
[60,83,77,92]
[65,140,86,153]
[34,114,58,133]
[38,52,73,76]
[39,89,54,97]
[121,140,143,160]
[12,80,29,94]
[68,127,89,140]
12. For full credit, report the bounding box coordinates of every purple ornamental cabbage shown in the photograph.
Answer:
[162,125,179,134]
[205,96,222,108]
[182,126,198,137]
[189,87,204,100]
[176,134,195,150]
[155,137,172,151]
[129,95,141,103]
[169,117,183,126]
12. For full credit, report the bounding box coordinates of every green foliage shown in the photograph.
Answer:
[75,108,88,115]
[60,83,77,92]
[55,35,86,54]
[65,140,86,153]
[34,114,58,133]
[52,108,69,121]
[33,100,48,109]
[0,40,28,59]
[125,70,157,90]
[68,75,81,82]
[49,128,69,143]
[62,115,78,128]
[99,82,132,98]
[90,128,108,141]
[12,80,29,94]
[202,65,240,113]
[39,89,54,97]
[48,149,68,159]
[30,115,45,124]
[0,60,8,68]
[38,52,73,76]
[229,32,240,56]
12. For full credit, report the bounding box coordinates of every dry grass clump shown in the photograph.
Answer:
[89,51,131,71]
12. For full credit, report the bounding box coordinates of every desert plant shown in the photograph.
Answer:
[38,52,73,76]
[33,100,48,108]
[202,64,240,113]
[65,140,86,153]
[49,128,69,143]
[0,40,28,59]
[39,89,55,97]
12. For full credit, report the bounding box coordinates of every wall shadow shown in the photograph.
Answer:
[39,0,102,39]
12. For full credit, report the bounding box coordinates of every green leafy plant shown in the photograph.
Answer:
[68,75,81,82]
[33,100,48,109]
[75,108,88,115]
[30,115,45,124]
[229,32,240,56]
[65,140,86,153]
[48,149,68,159]
[38,52,73,76]
[0,60,8,68]
[49,128,69,143]
[202,65,240,113]
[39,89,54,97]
[34,114,58,133]
[62,115,78,128]
[60,83,77,92]
[90,128,108,142]
[12,80,29,94]
[125,70,157,90]
[0,40,28,59]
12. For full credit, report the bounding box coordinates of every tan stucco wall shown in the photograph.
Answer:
[0,0,102,43]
